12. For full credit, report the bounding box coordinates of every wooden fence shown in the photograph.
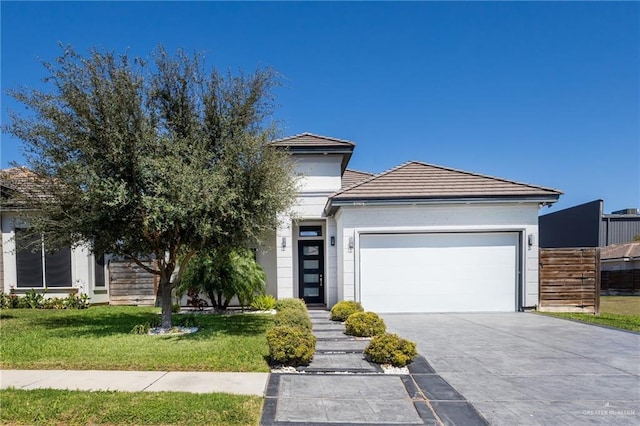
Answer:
[109,260,158,306]
[601,269,640,295]
[539,248,600,314]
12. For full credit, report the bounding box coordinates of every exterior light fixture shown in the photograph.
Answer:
[281,237,286,251]
[348,236,354,253]
[528,234,536,248]
[330,236,335,246]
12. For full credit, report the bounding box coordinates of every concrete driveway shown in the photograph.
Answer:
[382,313,640,425]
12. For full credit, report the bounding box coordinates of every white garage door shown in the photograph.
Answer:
[359,232,519,313]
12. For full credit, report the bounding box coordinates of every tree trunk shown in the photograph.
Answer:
[159,274,174,329]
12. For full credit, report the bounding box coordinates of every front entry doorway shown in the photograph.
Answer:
[298,240,325,304]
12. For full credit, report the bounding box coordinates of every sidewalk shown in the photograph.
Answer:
[0,369,268,396]
[260,309,489,426]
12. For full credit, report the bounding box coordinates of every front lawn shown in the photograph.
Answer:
[540,296,640,332]
[0,306,273,371]
[0,389,262,425]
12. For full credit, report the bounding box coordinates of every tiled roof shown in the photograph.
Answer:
[271,132,355,148]
[1,166,50,208]
[332,161,563,201]
[341,169,374,189]
[601,243,640,260]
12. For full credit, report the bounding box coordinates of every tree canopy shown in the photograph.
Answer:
[4,45,296,327]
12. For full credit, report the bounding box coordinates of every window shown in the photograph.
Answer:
[15,228,72,288]
[94,254,105,287]
[299,226,322,237]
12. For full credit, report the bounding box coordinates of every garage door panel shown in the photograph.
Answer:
[359,233,518,313]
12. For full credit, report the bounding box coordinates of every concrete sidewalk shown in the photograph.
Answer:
[0,369,268,396]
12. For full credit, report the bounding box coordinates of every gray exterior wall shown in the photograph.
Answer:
[540,200,640,248]
[601,215,640,246]
[539,200,602,248]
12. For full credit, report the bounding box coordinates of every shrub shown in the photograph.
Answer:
[63,293,90,309]
[273,308,313,331]
[344,311,386,337]
[330,300,363,322]
[251,294,277,311]
[266,325,316,366]
[23,289,45,309]
[172,303,181,313]
[274,298,307,312]
[365,333,417,367]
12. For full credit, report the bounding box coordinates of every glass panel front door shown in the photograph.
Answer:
[298,240,324,304]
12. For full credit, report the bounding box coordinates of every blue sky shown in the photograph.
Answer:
[2,1,638,214]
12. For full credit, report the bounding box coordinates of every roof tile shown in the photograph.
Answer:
[332,161,562,200]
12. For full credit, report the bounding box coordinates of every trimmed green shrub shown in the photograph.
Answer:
[344,311,386,337]
[266,325,316,366]
[273,308,313,331]
[365,333,417,367]
[251,294,277,311]
[274,298,307,312]
[330,300,363,322]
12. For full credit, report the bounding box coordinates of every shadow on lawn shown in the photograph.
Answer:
[26,308,273,339]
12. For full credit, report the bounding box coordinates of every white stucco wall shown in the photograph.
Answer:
[333,202,542,309]
[292,155,342,193]
[1,211,108,303]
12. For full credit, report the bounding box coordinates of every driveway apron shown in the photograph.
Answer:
[382,313,640,426]
[260,310,488,425]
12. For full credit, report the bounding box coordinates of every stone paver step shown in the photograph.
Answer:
[315,338,369,353]
[300,353,382,373]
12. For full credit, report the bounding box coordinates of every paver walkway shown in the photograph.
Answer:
[260,310,488,425]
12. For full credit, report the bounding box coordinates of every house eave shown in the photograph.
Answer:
[324,195,560,216]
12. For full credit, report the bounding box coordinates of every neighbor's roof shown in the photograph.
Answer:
[271,132,355,148]
[601,242,640,261]
[1,166,50,209]
[341,169,374,189]
[331,161,563,203]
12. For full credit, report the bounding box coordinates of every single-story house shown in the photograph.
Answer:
[0,167,109,303]
[2,133,563,312]
[256,133,562,313]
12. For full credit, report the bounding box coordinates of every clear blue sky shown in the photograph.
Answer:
[2,1,638,213]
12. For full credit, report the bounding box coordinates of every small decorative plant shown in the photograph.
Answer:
[273,308,313,331]
[344,311,386,337]
[251,294,277,311]
[266,325,316,366]
[330,300,363,322]
[365,333,417,367]
[274,298,307,312]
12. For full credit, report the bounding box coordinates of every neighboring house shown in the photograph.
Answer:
[539,200,640,248]
[600,242,640,295]
[0,167,109,303]
[256,133,562,313]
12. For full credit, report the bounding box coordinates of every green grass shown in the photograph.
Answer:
[0,388,262,425]
[540,296,640,332]
[0,306,273,371]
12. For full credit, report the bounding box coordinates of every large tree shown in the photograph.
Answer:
[4,45,296,328]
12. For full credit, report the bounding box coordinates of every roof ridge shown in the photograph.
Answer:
[272,132,355,145]
[409,160,564,194]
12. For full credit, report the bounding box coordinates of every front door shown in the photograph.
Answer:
[298,240,324,304]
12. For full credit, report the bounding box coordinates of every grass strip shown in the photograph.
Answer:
[0,388,262,425]
[540,312,640,332]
